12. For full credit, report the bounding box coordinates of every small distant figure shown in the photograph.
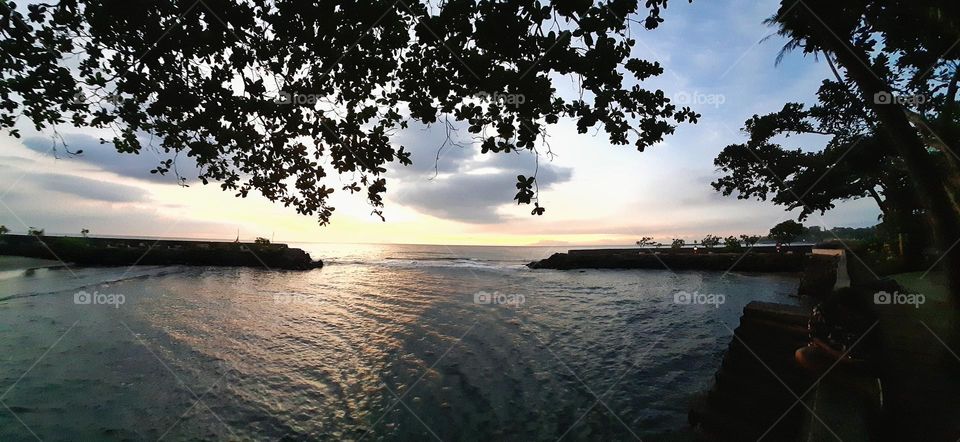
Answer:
[81,228,90,238]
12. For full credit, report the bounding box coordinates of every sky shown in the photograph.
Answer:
[0,0,881,246]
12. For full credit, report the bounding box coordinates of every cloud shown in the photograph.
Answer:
[387,121,476,179]
[30,172,151,203]
[391,124,573,223]
[22,133,197,185]
[397,173,522,223]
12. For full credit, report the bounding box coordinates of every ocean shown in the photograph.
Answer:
[0,244,802,441]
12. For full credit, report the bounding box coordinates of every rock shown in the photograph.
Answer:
[797,252,841,298]
[0,234,323,270]
[527,250,807,272]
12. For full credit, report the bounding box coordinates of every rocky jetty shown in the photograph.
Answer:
[689,301,816,440]
[528,247,810,272]
[690,251,884,441]
[0,234,323,270]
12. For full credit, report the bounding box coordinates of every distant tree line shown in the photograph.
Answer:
[639,220,880,251]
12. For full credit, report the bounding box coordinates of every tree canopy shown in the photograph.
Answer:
[1,0,698,224]
[714,0,960,225]
[713,0,959,290]
[769,219,806,245]
[766,0,959,281]
[712,80,919,221]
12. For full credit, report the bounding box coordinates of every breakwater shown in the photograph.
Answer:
[0,234,322,270]
[528,246,811,272]
[689,301,815,440]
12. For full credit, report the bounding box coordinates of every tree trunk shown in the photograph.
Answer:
[867,187,887,216]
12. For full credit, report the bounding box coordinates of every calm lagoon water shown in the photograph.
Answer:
[0,244,801,441]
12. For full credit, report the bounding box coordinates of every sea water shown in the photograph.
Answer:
[0,244,801,441]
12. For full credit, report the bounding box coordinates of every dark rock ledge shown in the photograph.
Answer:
[0,234,323,270]
[528,247,811,272]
